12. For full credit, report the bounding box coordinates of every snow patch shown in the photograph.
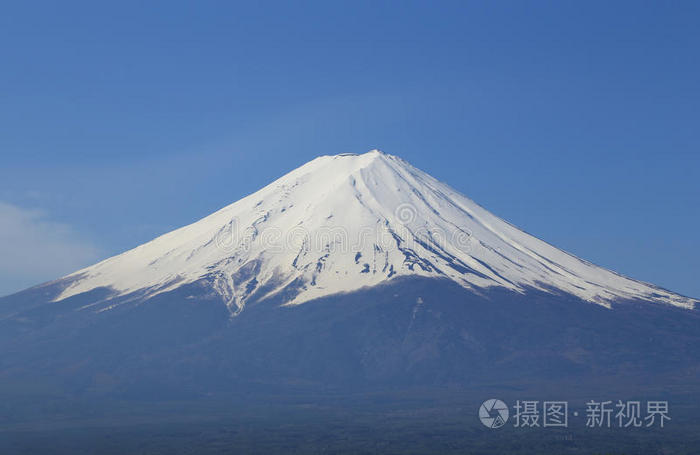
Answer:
[53,150,698,313]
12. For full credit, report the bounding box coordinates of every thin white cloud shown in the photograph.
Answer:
[0,202,102,297]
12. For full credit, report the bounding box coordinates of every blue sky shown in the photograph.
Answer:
[1,1,698,298]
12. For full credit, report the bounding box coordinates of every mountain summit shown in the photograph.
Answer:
[2,149,699,399]
[52,150,696,314]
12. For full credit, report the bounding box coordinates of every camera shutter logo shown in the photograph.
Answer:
[479,399,509,429]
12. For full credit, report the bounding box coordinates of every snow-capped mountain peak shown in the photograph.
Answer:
[55,150,697,314]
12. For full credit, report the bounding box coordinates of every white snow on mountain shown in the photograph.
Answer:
[54,150,697,314]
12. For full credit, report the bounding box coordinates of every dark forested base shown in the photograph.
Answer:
[1,385,700,455]
[1,277,699,453]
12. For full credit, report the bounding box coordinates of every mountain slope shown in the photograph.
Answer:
[50,150,696,315]
[1,150,699,400]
